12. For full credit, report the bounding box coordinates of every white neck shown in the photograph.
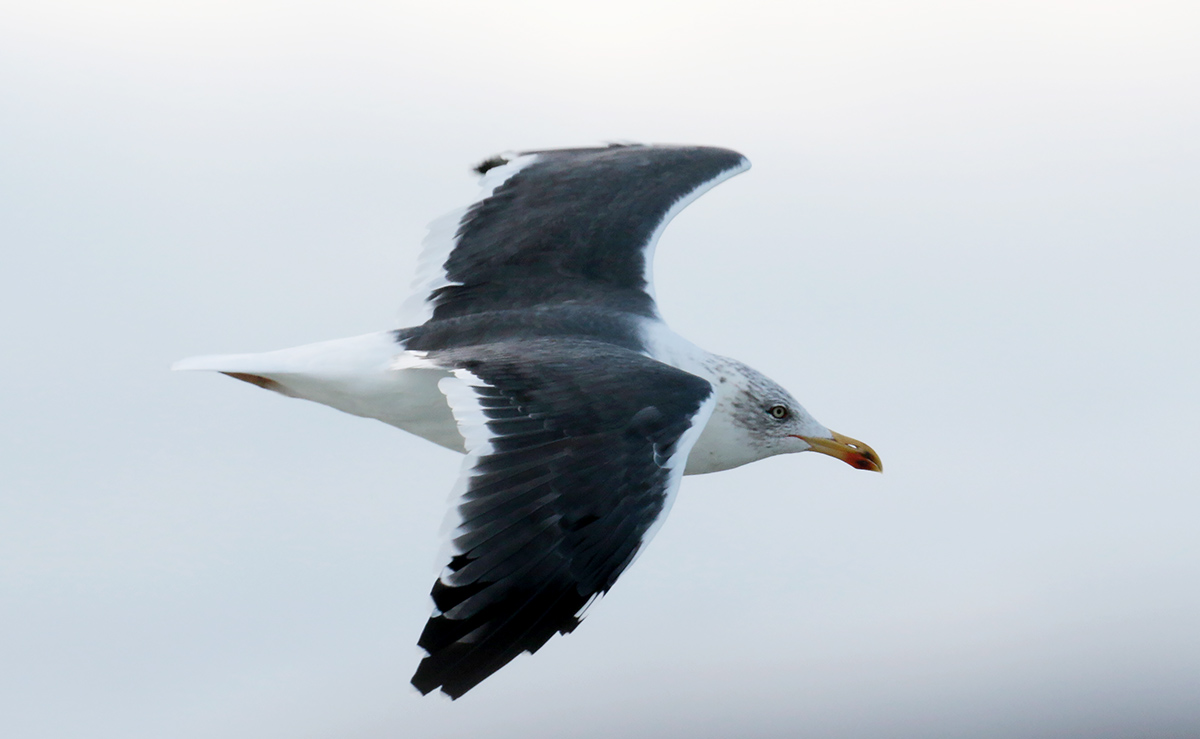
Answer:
[639,322,771,475]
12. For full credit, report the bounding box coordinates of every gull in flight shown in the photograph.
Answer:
[175,144,882,698]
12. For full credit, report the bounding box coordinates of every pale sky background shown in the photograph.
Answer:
[2,2,1198,737]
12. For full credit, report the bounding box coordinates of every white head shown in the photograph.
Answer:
[683,356,882,476]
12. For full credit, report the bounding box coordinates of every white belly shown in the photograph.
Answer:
[292,364,464,452]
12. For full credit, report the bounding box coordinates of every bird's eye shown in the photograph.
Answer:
[768,404,789,420]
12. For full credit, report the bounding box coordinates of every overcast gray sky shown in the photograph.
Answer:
[2,1,1198,737]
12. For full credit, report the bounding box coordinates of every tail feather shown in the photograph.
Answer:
[171,331,402,376]
[172,352,300,395]
[172,353,278,373]
[170,331,441,414]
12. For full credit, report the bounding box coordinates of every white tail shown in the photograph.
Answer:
[173,331,465,451]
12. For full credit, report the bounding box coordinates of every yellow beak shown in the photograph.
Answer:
[793,430,883,473]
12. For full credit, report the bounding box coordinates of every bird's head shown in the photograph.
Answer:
[685,357,882,475]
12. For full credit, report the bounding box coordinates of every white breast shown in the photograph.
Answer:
[638,320,761,475]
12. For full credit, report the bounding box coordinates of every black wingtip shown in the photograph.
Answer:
[411,635,518,700]
[410,583,589,699]
[410,662,459,699]
[473,155,509,176]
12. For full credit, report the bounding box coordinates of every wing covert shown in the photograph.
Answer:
[403,144,749,326]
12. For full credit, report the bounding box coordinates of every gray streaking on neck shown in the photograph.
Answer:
[681,354,830,475]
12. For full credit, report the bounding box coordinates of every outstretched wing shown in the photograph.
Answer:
[411,338,716,698]
[401,144,750,326]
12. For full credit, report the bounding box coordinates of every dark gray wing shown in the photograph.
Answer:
[401,144,750,326]
[410,338,716,699]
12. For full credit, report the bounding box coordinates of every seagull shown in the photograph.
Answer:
[175,144,882,699]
